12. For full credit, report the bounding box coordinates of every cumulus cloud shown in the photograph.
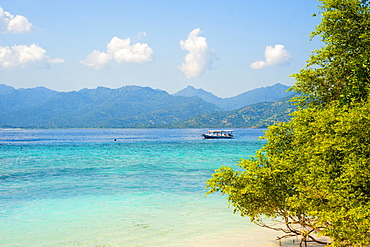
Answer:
[0,6,32,33]
[81,35,154,69]
[179,28,216,78]
[107,37,153,63]
[250,44,292,69]
[0,44,64,68]
[80,50,112,70]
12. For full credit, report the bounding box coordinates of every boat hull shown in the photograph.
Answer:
[202,134,233,139]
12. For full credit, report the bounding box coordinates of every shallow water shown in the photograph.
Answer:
[0,128,280,246]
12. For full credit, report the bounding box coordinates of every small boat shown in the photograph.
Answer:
[202,130,233,139]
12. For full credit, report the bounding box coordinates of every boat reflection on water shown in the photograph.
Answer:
[202,130,233,139]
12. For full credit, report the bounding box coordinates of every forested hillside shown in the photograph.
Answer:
[0,84,294,128]
[168,96,295,128]
[174,83,293,110]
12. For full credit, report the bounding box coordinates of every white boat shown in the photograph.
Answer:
[202,130,233,139]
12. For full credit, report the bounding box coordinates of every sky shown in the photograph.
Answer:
[0,0,322,98]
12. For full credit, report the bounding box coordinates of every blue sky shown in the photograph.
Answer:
[0,0,321,98]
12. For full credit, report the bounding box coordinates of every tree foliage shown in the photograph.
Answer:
[206,0,370,246]
[291,0,370,106]
[207,103,370,245]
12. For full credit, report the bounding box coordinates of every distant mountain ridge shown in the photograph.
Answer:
[0,85,220,128]
[0,84,16,93]
[173,83,293,111]
[0,83,295,128]
[0,85,58,114]
[169,95,296,128]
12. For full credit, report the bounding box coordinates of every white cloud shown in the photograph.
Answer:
[179,28,215,78]
[48,58,65,64]
[80,50,112,69]
[0,44,64,68]
[107,36,153,64]
[0,6,32,33]
[81,35,154,69]
[250,44,292,69]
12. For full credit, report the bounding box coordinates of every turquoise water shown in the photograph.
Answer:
[0,129,269,246]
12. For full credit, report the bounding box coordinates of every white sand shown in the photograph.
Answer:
[169,226,327,247]
[174,227,281,246]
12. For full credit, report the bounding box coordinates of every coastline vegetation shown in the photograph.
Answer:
[206,0,370,246]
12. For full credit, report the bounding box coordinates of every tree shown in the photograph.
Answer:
[206,0,370,246]
[207,103,370,246]
[292,0,370,107]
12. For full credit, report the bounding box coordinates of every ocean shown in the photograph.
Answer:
[0,128,281,247]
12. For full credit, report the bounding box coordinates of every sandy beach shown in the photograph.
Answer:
[173,227,282,247]
[170,223,328,247]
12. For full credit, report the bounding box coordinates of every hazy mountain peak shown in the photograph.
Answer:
[0,84,16,93]
[173,83,293,111]
[173,85,222,105]
[216,83,293,110]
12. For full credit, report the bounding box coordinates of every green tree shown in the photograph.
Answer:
[207,103,370,246]
[292,0,370,106]
[206,0,370,246]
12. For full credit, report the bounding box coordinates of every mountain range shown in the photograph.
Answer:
[0,83,295,128]
[174,83,293,111]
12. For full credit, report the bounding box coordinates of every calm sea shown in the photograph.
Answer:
[0,128,274,247]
